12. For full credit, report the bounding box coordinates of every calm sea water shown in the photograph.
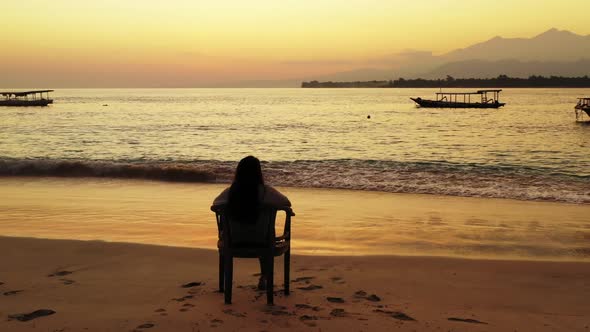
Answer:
[1,88,589,203]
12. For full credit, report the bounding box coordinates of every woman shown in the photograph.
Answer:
[212,156,291,290]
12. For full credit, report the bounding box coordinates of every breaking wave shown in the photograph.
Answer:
[0,158,588,204]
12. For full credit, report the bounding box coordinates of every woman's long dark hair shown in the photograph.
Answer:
[227,156,264,223]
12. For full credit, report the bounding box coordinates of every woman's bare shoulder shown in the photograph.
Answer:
[212,187,231,206]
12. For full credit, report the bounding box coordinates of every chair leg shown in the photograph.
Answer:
[266,255,274,305]
[224,254,233,304]
[284,249,290,296]
[218,252,224,292]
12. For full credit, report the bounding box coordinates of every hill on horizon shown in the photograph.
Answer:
[442,28,590,62]
[247,28,590,87]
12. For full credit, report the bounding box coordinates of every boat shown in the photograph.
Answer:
[0,90,54,106]
[411,89,505,108]
[575,98,590,121]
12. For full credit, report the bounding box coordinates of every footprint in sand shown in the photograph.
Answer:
[264,305,292,316]
[181,282,202,288]
[222,309,246,318]
[266,310,291,316]
[172,295,193,302]
[354,290,367,298]
[299,315,318,327]
[391,312,416,321]
[330,308,348,317]
[153,308,168,316]
[48,271,73,277]
[4,290,23,296]
[135,323,155,329]
[354,290,381,302]
[292,276,315,283]
[448,317,488,324]
[366,294,381,302]
[210,318,223,327]
[297,284,322,291]
[326,297,345,303]
[295,304,322,312]
[48,271,76,285]
[330,277,346,284]
[299,315,318,321]
[374,309,416,321]
[8,309,56,322]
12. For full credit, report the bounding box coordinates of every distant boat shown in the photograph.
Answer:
[0,90,54,106]
[411,89,505,109]
[575,97,590,121]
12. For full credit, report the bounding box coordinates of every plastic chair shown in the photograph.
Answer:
[211,204,294,305]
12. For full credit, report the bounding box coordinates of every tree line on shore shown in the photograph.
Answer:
[301,75,590,88]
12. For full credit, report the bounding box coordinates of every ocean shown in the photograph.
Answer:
[1,88,589,260]
[1,88,588,203]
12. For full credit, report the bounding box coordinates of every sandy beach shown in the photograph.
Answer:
[1,236,589,331]
[0,177,589,331]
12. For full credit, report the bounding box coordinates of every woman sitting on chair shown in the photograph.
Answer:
[212,155,291,290]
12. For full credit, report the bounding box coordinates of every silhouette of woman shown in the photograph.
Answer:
[212,156,291,290]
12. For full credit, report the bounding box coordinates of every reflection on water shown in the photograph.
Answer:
[0,88,588,172]
[0,88,588,204]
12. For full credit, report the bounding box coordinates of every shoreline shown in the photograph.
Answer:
[1,174,588,206]
[1,236,589,331]
[2,235,589,263]
[2,155,588,205]
[1,233,588,263]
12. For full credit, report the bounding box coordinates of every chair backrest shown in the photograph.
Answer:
[214,205,278,249]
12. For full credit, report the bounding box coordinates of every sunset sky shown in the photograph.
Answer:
[2,0,590,87]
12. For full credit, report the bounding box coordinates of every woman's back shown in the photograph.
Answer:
[211,156,291,243]
[212,184,291,210]
[212,155,292,291]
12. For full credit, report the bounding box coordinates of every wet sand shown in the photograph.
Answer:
[0,177,589,260]
[1,236,589,331]
[1,177,589,330]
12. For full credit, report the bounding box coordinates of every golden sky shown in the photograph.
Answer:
[1,0,589,87]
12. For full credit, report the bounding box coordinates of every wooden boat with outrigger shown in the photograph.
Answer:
[411,89,505,109]
[0,90,54,107]
[575,98,590,121]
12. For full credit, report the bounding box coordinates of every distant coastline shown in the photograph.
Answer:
[301,75,590,88]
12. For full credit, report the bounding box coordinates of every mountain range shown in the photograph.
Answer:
[227,28,590,87]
